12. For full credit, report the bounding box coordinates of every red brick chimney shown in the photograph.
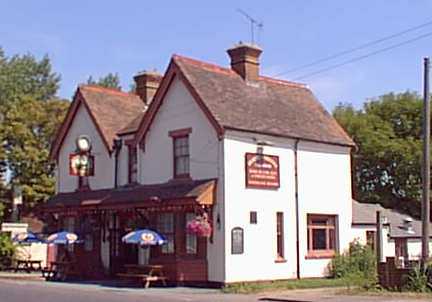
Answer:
[227,43,263,82]
[133,71,162,105]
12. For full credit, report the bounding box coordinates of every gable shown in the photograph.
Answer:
[50,86,144,161]
[134,59,223,146]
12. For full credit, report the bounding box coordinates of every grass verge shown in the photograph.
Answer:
[222,278,350,294]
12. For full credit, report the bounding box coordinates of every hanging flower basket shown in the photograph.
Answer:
[186,214,212,238]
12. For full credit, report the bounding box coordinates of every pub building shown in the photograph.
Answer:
[43,43,355,285]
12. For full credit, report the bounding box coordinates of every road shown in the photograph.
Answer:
[0,279,431,302]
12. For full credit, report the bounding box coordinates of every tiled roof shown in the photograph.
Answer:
[44,179,216,209]
[118,111,146,135]
[78,85,145,148]
[352,200,432,238]
[172,55,354,147]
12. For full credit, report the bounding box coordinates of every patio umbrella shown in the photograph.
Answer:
[122,229,167,246]
[45,231,80,245]
[13,232,43,244]
[13,232,44,260]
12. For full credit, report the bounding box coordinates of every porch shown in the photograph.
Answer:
[41,179,217,284]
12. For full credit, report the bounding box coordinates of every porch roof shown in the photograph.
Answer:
[43,179,216,212]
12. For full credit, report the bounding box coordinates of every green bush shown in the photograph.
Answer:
[0,233,16,269]
[403,265,432,293]
[330,240,377,289]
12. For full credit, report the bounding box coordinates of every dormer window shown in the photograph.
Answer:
[169,128,192,179]
[128,145,138,184]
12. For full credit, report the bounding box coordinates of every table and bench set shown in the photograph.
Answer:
[12,259,168,287]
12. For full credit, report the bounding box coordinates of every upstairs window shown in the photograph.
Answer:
[169,128,191,178]
[307,214,337,258]
[128,145,138,183]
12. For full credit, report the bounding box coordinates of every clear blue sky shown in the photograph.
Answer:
[2,0,432,110]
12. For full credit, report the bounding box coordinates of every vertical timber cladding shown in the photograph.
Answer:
[245,153,280,189]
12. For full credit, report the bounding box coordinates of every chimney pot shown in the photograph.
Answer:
[227,43,262,82]
[133,70,163,105]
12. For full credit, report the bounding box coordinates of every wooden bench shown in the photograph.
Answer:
[117,273,167,288]
[117,265,168,288]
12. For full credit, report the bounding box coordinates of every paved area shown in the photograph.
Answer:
[0,279,431,302]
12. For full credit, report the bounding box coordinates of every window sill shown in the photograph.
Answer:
[172,175,192,181]
[274,258,287,263]
[305,251,335,259]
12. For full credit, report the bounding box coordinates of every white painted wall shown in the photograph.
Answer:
[138,76,224,282]
[297,141,352,278]
[223,132,297,282]
[139,76,219,184]
[57,104,114,192]
[222,133,353,282]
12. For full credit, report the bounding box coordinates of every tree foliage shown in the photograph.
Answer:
[333,91,424,216]
[87,72,121,90]
[0,47,68,219]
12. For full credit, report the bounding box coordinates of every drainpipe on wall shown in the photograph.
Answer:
[113,138,123,188]
[294,139,301,279]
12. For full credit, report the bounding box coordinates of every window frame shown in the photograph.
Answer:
[276,212,285,260]
[157,212,175,254]
[169,128,192,179]
[366,230,376,251]
[128,145,138,184]
[185,212,197,255]
[306,214,337,259]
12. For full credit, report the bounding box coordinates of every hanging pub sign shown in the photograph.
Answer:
[245,152,280,189]
[69,153,95,176]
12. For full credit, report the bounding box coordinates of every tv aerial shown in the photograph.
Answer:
[237,9,263,45]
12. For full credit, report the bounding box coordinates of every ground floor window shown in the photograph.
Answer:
[276,212,284,259]
[395,238,408,267]
[157,213,175,254]
[307,214,337,258]
[185,213,197,254]
[366,230,376,251]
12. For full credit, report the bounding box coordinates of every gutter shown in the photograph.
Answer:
[294,139,301,279]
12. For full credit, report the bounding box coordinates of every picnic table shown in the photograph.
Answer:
[117,264,167,288]
[42,261,77,281]
[14,259,43,273]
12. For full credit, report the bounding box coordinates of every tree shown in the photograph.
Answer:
[87,72,121,90]
[333,91,424,217]
[0,48,60,106]
[2,97,69,211]
[0,47,67,219]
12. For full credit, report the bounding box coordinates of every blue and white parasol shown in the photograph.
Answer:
[13,232,43,244]
[122,229,167,246]
[45,231,80,245]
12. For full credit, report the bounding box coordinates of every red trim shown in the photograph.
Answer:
[49,88,113,161]
[124,139,135,146]
[169,127,192,137]
[134,57,224,146]
[172,134,190,179]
